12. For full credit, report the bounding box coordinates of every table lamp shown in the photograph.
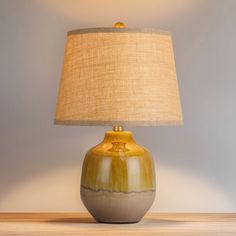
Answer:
[55,22,183,223]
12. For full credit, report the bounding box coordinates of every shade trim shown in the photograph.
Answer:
[54,119,183,127]
[67,27,170,36]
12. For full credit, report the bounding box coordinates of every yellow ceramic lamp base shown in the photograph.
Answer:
[80,128,156,223]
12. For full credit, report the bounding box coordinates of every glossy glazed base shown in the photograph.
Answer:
[80,130,156,223]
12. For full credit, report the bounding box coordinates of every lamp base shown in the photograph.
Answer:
[80,129,156,223]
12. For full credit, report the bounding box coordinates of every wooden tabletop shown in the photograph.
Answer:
[0,213,236,236]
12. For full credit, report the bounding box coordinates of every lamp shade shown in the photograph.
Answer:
[55,27,183,126]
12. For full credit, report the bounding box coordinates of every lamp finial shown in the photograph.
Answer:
[114,22,126,28]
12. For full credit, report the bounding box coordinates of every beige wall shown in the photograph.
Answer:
[0,0,236,212]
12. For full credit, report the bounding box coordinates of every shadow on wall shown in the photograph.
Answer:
[0,158,234,212]
[0,126,105,212]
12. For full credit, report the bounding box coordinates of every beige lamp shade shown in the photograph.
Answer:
[55,27,183,126]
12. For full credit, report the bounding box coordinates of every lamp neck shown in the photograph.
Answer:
[103,130,134,144]
[113,126,124,132]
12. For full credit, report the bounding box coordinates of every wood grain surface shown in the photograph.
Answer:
[0,213,235,236]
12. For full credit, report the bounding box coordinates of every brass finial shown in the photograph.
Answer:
[114,22,126,28]
[113,126,124,132]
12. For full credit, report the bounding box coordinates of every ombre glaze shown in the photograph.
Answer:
[80,131,156,223]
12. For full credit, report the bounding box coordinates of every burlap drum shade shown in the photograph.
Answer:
[55,27,183,126]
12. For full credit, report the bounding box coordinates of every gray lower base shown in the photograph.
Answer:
[81,186,155,224]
